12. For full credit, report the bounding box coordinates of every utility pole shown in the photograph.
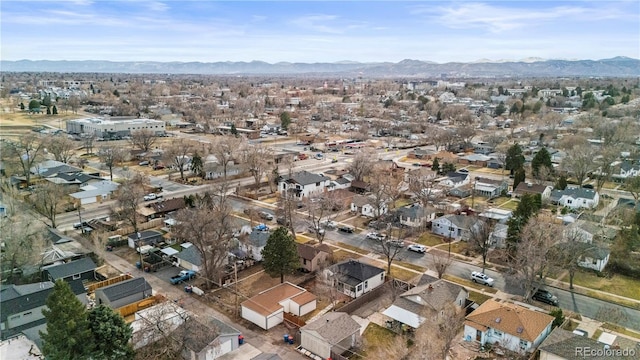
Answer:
[234,261,239,319]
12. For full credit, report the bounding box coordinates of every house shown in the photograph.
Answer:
[486,157,504,169]
[42,256,97,283]
[473,142,495,155]
[325,259,386,299]
[297,243,333,273]
[431,214,478,240]
[396,203,436,228]
[564,220,617,243]
[69,180,119,206]
[138,197,187,220]
[382,279,468,329]
[539,327,640,360]
[244,229,271,261]
[513,182,552,200]
[30,160,82,178]
[611,160,640,181]
[1,280,87,342]
[329,177,352,191]
[578,246,611,272]
[479,208,512,223]
[464,299,554,353]
[349,180,371,194]
[439,171,470,188]
[448,184,473,198]
[550,187,599,209]
[279,171,331,200]
[474,178,509,198]
[489,223,509,248]
[350,194,388,218]
[127,230,164,249]
[300,312,361,360]
[241,282,317,330]
[44,171,100,186]
[459,154,491,167]
[94,277,152,309]
[204,164,242,180]
[131,301,188,349]
[175,243,202,272]
[174,317,241,360]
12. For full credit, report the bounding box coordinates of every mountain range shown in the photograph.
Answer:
[2,57,638,77]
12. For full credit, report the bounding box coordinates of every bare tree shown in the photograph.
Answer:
[2,133,45,187]
[368,163,401,218]
[510,214,559,301]
[562,145,596,187]
[625,175,640,210]
[0,213,47,283]
[82,133,96,155]
[173,191,234,289]
[594,146,619,191]
[209,136,242,180]
[164,142,194,181]
[112,174,147,234]
[431,250,453,279]
[375,224,407,275]
[31,182,67,228]
[243,144,273,196]
[409,303,466,360]
[46,135,76,163]
[130,129,158,152]
[306,192,343,243]
[468,217,495,272]
[98,145,127,181]
[349,148,377,182]
[550,227,594,290]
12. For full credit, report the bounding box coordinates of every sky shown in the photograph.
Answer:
[1,0,639,63]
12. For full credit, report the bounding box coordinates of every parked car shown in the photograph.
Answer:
[407,244,427,253]
[259,211,274,221]
[276,217,290,226]
[254,224,269,232]
[320,220,338,229]
[338,225,355,233]
[143,193,162,201]
[532,289,559,306]
[366,232,385,241]
[315,153,324,160]
[386,240,404,248]
[139,161,149,166]
[470,271,495,287]
[73,221,89,229]
[308,225,325,236]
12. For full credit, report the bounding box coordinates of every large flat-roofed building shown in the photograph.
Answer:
[67,117,165,138]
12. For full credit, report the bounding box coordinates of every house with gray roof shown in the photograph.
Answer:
[127,229,164,249]
[550,187,599,209]
[1,280,86,342]
[396,203,436,228]
[382,279,468,329]
[69,180,119,206]
[94,277,152,309]
[325,259,386,299]
[473,177,509,198]
[174,243,203,272]
[539,327,640,360]
[431,214,479,240]
[300,312,361,360]
[611,160,640,181]
[439,171,470,188]
[278,170,331,200]
[173,317,242,359]
[42,256,97,283]
[243,229,271,261]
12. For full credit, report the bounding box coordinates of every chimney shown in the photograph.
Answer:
[428,284,433,291]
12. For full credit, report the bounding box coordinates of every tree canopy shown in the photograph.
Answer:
[505,143,525,174]
[41,280,94,359]
[261,227,299,283]
[280,111,291,130]
[88,305,134,360]
[531,147,553,178]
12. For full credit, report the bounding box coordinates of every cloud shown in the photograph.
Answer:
[289,14,343,34]
[145,1,169,12]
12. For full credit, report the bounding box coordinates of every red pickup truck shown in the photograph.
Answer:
[298,153,308,160]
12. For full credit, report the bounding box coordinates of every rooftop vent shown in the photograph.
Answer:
[495,317,501,323]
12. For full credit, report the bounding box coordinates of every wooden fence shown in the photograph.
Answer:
[336,281,392,315]
[86,274,133,293]
[117,295,162,319]
[105,218,165,237]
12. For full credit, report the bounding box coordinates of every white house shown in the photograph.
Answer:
[300,312,361,360]
[382,279,468,329]
[439,172,470,188]
[241,282,317,330]
[396,204,436,228]
[325,259,386,299]
[513,182,552,201]
[578,247,611,272]
[350,194,388,218]
[611,160,640,181]
[279,171,331,200]
[243,229,270,262]
[174,243,202,272]
[550,188,599,209]
[69,180,119,205]
[431,214,478,240]
[328,177,352,191]
[464,299,554,354]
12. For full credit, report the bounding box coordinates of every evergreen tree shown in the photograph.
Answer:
[495,101,506,116]
[513,167,526,189]
[52,105,58,115]
[505,144,525,175]
[261,227,300,283]
[531,147,553,177]
[40,280,94,359]
[431,157,440,174]
[88,305,134,360]
[506,194,542,253]
[190,151,204,178]
[280,111,291,130]
[441,162,456,174]
[20,102,25,110]
[556,175,568,190]
[28,99,41,112]
[230,123,238,136]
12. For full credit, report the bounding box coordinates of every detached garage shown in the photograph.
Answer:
[241,282,317,330]
[69,180,119,206]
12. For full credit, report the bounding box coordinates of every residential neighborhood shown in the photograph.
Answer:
[2,68,640,360]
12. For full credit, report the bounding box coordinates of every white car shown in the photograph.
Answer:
[407,244,427,253]
[366,232,385,240]
[471,271,495,287]
[321,220,338,229]
[143,193,162,201]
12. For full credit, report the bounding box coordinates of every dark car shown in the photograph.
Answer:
[532,289,559,306]
[276,217,290,226]
[338,225,355,233]
[259,211,274,221]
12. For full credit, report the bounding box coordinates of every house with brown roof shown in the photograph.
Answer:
[463,299,554,353]
[137,197,187,220]
[513,182,552,201]
[382,279,468,329]
[297,242,333,273]
[241,282,317,330]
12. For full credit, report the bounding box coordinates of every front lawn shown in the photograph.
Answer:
[361,323,404,359]
[572,270,640,301]
[416,232,445,246]
[468,291,492,305]
[443,274,498,293]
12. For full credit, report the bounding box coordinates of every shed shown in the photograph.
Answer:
[42,257,97,282]
[300,312,361,359]
[241,282,316,330]
[94,277,152,309]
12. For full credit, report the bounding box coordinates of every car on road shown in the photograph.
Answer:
[407,244,427,253]
[366,232,385,241]
[308,225,325,236]
[73,221,89,229]
[259,211,274,221]
[320,220,338,229]
[143,193,162,201]
[338,225,355,233]
[471,271,495,287]
[315,153,324,160]
[386,240,404,248]
[276,217,290,226]
[138,161,149,166]
[532,289,559,306]
[254,224,269,232]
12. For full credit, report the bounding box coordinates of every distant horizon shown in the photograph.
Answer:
[2,1,638,63]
